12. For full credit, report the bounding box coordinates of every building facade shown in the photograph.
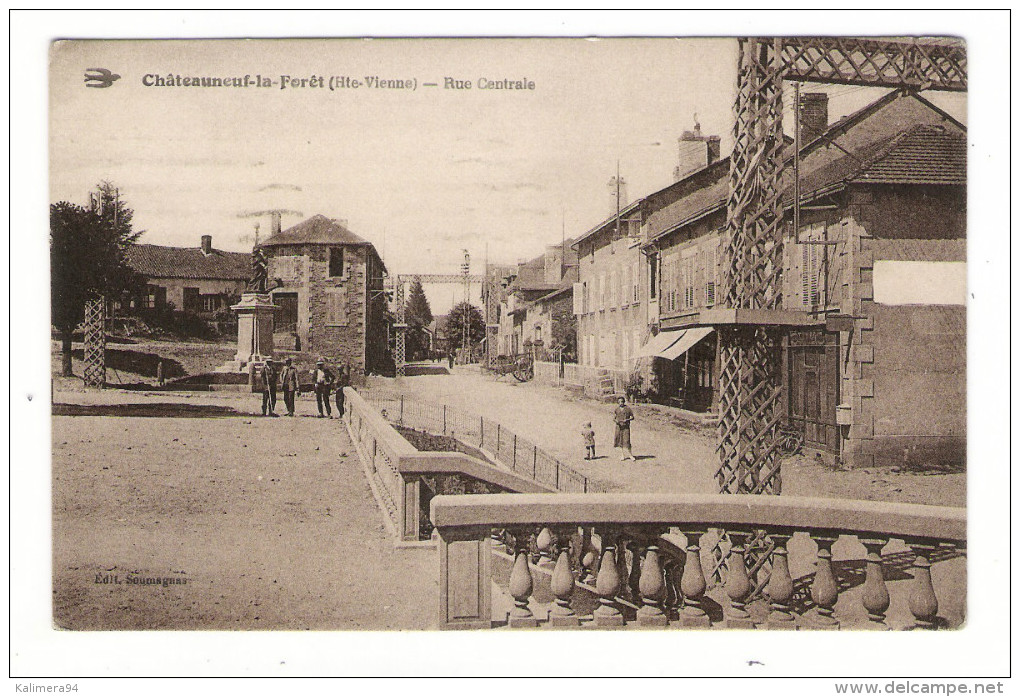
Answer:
[262,214,389,383]
[573,202,647,371]
[122,235,250,317]
[641,90,966,468]
[493,244,577,358]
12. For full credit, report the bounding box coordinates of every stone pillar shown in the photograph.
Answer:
[232,292,278,365]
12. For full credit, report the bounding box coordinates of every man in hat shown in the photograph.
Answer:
[280,357,300,417]
[312,358,335,418]
[260,360,279,417]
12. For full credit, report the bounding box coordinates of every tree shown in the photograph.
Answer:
[442,302,485,352]
[51,183,141,376]
[404,279,433,360]
[550,299,578,362]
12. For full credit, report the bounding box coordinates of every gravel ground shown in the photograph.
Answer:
[52,389,436,630]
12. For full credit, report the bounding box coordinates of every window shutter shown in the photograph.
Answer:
[326,289,348,326]
[572,283,584,315]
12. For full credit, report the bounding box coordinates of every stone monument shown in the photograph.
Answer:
[219,246,278,372]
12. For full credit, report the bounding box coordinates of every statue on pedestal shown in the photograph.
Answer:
[247,245,269,293]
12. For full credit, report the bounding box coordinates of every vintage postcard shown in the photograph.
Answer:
[18,18,1008,679]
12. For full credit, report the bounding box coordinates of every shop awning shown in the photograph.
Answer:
[633,330,684,359]
[659,327,715,361]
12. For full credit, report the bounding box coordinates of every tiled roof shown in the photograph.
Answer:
[647,91,967,243]
[853,125,966,185]
[125,244,250,280]
[262,214,370,247]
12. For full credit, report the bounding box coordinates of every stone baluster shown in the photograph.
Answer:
[637,530,668,627]
[549,527,579,627]
[536,527,555,565]
[908,541,939,630]
[809,534,840,629]
[766,531,797,629]
[577,526,596,584]
[507,527,538,628]
[594,527,624,627]
[725,530,755,629]
[679,528,711,627]
[860,537,890,630]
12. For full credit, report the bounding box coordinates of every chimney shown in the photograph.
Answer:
[270,211,282,237]
[201,235,212,255]
[673,118,721,181]
[799,92,829,144]
[544,245,564,284]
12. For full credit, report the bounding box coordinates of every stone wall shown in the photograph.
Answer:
[842,185,966,470]
[266,243,388,385]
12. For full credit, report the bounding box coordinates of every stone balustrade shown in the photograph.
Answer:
[430,492,965,630]
[344,387,552,541]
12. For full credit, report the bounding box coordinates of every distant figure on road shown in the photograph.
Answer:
[313,358,335,418]
[581,422,596,460]
[156,360,165,387]
[448,351,455,370]
[613,396,635,461]
[260,360,278,417]
[280,357,300,417]
[334,362,350,418]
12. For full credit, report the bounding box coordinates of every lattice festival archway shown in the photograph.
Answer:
[717,36,966,496]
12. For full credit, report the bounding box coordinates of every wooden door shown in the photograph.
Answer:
[274,292,298,333]
[787,329,839,453]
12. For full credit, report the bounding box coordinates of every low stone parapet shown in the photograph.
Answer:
[431,492,966,631]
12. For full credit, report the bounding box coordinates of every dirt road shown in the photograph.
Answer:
[52,390,436,630]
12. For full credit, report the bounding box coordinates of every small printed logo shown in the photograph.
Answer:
[84,68,121,88]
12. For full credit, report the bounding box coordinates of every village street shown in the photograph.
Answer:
[362,364,966,507]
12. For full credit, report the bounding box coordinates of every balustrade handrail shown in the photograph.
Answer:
[430,492,965,542]
[431,491,966,630]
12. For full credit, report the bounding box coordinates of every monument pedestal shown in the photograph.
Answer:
[223,292,278,371]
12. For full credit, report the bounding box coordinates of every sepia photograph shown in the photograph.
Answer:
[10,9,1012,683]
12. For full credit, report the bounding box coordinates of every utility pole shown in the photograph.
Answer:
[461,249,471,360]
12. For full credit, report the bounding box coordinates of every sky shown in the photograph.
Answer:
[50,38,966,312]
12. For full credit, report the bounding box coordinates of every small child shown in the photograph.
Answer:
[581,422,596,460]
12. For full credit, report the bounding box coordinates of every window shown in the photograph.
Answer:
[632,260,640,304]
[143,285,164,309]
[326,289,348,326]
[201,295,221,313]
[329,247,345,277]
[649,255,658,300]
[798,221,826,308]
[705,242,717,307]
[609,270,617,308]
[599,275,606,310]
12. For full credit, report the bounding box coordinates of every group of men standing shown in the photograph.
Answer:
[257,357,350,419]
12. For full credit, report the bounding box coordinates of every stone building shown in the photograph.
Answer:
[642,90,966,468]
[262,214,388,384]
[123,234,249,316]
[572,200,647,370]
[494,244,577,357]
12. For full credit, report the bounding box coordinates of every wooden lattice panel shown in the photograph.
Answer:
[780,36,967,92]
[82,297,106,388]
[394,282,406,377]
[716,38,785,496]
